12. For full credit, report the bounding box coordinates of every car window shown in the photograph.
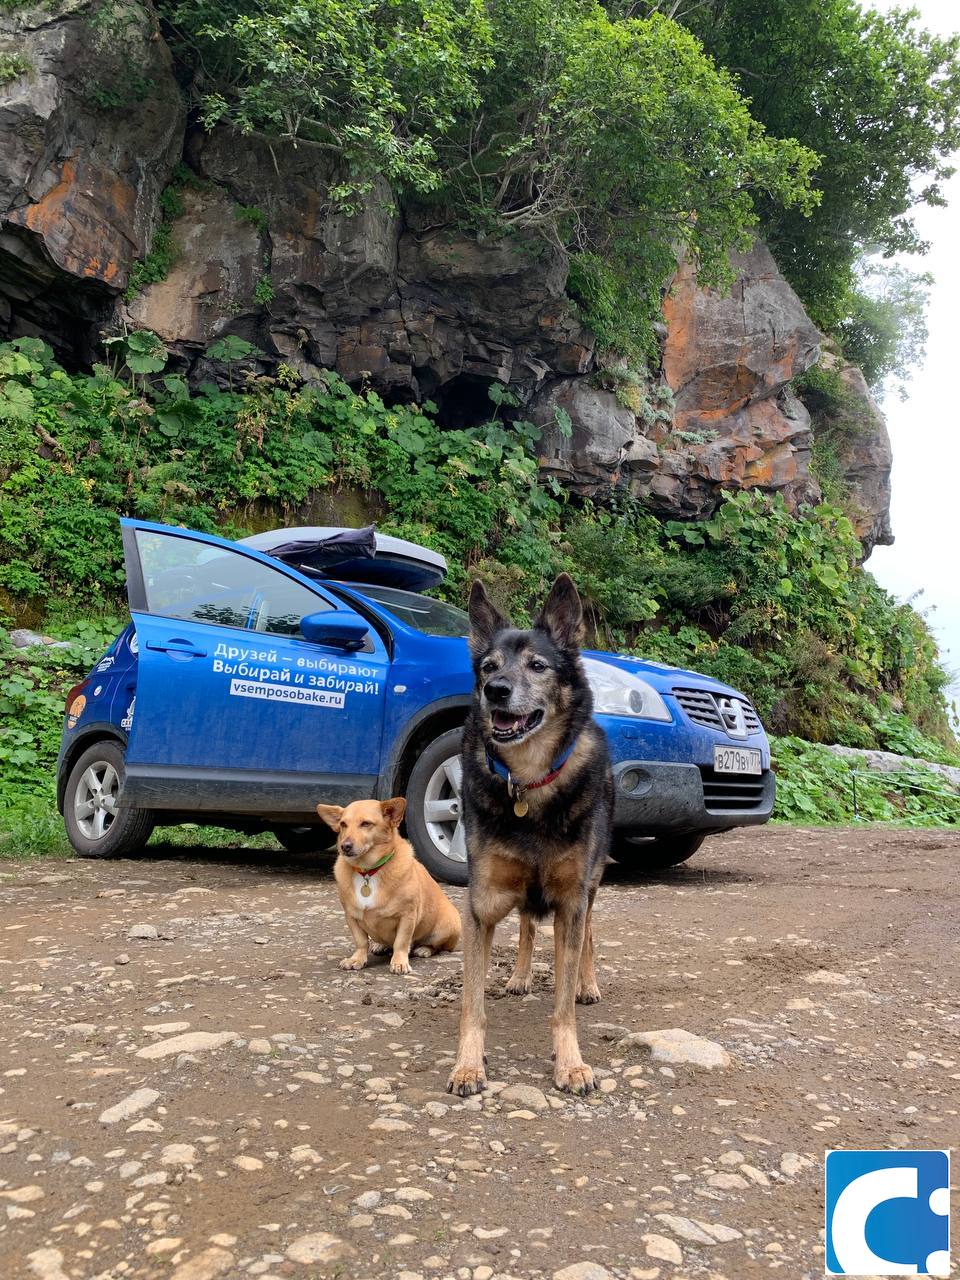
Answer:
[135,529,332,638]
[347,583,469,637]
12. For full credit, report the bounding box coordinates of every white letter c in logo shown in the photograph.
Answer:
[831,1166,919,1275]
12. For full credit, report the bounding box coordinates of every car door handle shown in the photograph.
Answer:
[146,640,208,657]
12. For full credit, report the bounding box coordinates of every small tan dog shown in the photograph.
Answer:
[317,798,461,974]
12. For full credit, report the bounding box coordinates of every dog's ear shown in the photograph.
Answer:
[535,573,584,649]
[316,803,343,831]
[468,579,509,657]
[381,797,406,827]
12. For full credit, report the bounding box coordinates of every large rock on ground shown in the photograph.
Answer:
[0,0,184,357]
[618,1027,733,1069]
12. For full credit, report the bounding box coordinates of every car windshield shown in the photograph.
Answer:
[347,583,468,638]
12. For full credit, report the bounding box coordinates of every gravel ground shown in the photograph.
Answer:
[0,825,958,1280]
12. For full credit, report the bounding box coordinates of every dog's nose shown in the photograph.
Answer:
[341,839,354,855]
[484,680,512,704]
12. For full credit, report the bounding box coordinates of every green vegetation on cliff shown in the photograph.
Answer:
[2,335,952,751]
[153,0,960,371]
[1,335,956,853]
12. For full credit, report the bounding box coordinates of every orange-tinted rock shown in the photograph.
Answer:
[663,242,821,427]
[535,244,823,517]
[0,0,184,355]
[7,157,135,287]
[648,242,823,516]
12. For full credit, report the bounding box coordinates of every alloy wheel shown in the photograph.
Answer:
[74,760,120,841]
[422,753,467,865]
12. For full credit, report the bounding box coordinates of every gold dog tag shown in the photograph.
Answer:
[360,881,372,897]
[514,797,529,817]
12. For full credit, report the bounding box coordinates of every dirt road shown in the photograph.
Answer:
[0,826,957,1280]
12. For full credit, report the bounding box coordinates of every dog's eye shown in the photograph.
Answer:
[528,658,549,673]
[360,820,374,829]
[481,659,498,675]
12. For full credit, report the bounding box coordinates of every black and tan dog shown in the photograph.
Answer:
[447,573,613,1097]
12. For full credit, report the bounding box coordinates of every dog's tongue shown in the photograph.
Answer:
[493,710,522,730]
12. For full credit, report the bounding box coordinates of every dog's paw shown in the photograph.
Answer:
[412,945,434,958]
[339,953,367,970]
[504,974,531,996]
[554,1062,597,1096]
[576,984,602,1005]
[368,941,390,955]
[389,955,411,974]
[446,1063,486,1097]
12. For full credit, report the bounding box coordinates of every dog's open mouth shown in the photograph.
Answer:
[490,708,544,742]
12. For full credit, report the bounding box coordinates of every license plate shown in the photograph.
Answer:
[713,745,762,775]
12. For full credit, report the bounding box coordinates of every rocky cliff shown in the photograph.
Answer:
[0,0,893,551]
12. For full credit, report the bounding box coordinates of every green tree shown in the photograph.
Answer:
[439,2,819,354]
[838,262,932,398]
[158,0,493,202]
[667,0,960,329]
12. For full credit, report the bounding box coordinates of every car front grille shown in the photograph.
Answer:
[673,687,761,735]
[699,767,768,813]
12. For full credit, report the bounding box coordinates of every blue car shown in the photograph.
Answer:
[56,518,774,883]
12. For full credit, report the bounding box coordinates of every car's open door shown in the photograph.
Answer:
[119,519,389,814]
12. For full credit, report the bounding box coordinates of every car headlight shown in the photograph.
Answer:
[582,657,672,722]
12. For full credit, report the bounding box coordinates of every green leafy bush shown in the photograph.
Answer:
[0,337,563,610]
[771,736,960,827]
[0,50,30,84]
[2,335,954,759]
[437,4,818,356]
[160,0,493,201]
[254,275,275,306]
[0,619,122,857]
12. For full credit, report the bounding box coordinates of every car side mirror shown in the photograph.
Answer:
[300,609,369,651]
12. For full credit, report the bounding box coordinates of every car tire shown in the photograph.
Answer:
[609,830,705,870]
[63,740,155,858]
[274,826,335,855]
[404,727,469,886]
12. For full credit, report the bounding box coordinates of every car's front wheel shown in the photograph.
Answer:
[609,830,705,871]
[404,727,468,886]
[63,740,155,858]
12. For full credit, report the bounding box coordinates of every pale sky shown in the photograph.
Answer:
[865,0,960,710]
